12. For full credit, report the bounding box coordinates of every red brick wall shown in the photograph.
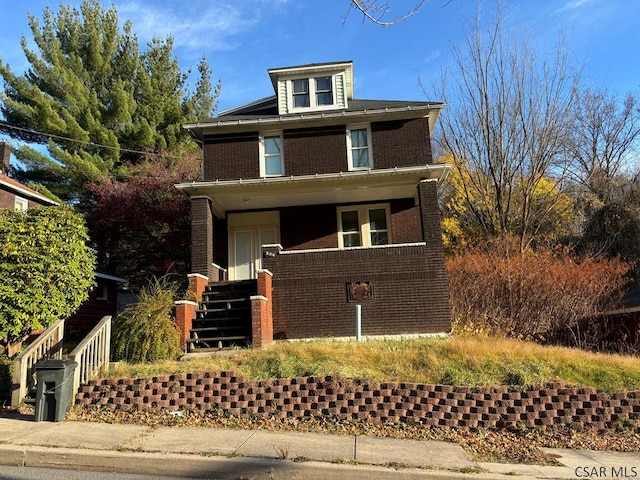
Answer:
[390,198,422,244]
[283,126,347,175]
[191,197,214,278]
[262,244,451,339]
[174,301,196,351]
[0,141,10,173]
[0,189,16,209]
[76,373,640,431]
[372,117,433,168]
[279,204,338,250]
[261,184,450,340]
[203,132,259,181]
[199,119,432,182]
[416,180,450,325]
[252,271,273,348]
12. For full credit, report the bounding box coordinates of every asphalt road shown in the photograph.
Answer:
[0,466,202,480]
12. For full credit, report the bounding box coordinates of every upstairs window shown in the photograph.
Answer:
[337,204,391,249]
[315,77,333,105]
[260,133,284,177]
[347,125,373,170]
[289,76,336,111]
[292,79,310,108]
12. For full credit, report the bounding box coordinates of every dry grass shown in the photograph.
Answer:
[107,336,640,392]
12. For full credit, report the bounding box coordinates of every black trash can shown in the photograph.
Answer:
[34,359,78,422]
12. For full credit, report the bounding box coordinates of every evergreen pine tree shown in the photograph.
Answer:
[0,0,219,202]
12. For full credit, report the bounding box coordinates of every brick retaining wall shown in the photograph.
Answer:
[76,372,640,431]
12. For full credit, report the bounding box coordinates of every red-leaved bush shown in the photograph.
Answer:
[446,239,632,345]
[85,151,200,290]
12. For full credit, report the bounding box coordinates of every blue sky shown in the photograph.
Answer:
[0,0,638,115]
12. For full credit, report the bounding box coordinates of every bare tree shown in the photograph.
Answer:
[567,89,640,264]
[568,88,640,207]
[430,5,580,252]
[346,0,427,26]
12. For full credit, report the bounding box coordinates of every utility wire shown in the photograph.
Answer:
[0,121,181,159]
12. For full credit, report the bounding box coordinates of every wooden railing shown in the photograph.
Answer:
[70,315,112,394]
[11,319,65,408]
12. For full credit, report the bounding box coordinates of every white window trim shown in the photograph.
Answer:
[337,203,392,249]
[259,132,284,177]
[286,75,337,112]
[346,124,373,171]
[14,196,28,211]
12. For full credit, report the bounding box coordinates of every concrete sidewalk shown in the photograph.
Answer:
[0,415,638,479]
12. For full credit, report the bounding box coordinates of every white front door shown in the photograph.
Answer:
[234,230,253,280]
[228,211,280,280]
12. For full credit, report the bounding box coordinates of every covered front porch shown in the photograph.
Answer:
[175,164,451,347]
[176,164,450,282]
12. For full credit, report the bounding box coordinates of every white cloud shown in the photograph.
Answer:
[423,50,440,65]
[555,0,596,13]
[116,1,261,51]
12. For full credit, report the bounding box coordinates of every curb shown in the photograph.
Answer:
[0,445,537,480]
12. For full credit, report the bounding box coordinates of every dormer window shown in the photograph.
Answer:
[292,79,310,108]
[315,77,333,105]
[289,76,336,111]
[269,62,353,115]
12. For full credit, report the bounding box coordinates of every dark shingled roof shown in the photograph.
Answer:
[209,96,443,122]
[622,289,640,309]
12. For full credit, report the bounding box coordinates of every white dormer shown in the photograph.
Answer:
[268,61,354,115]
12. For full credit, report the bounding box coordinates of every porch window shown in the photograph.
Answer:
[260,133,284,177]
[340,210,361,247]
[337,204,391,248]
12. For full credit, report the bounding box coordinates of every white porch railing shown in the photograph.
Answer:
[11,319,65,408]
[70,315,112,394]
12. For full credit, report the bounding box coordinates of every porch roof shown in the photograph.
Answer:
[176,164,450,218]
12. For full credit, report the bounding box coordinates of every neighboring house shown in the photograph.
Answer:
[0,140,58,209]
[568,289,640,353]
[176,61,451,349]
[65,271,130,341]
[0,139,131,341]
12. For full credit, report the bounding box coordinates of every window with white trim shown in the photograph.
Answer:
[288,76,336,111]
[315,76,334,105]
[14,196,27,211]
[346,125,373,170]
[292,79,310,108]
[259,133,284,177]
[337,204,391,248]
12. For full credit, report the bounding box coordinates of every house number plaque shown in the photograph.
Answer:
[346,281,373,302]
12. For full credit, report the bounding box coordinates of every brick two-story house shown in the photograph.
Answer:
[0,140,58,209]
[176,61,451,350]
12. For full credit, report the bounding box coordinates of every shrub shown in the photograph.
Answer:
[112,278,182,363]
[446,238,632,344]
[0,205,95,356]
